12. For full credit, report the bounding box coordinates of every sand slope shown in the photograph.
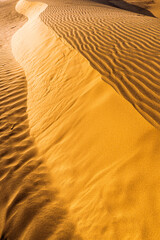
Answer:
[123,0,160,18]
[39,0,160,128]
[11,0,160,239]
[0,1,81,239]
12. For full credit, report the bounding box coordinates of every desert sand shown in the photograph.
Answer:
[0,0,160,239]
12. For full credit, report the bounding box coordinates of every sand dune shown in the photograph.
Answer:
[39,0,160,128]
[123,0,160,18]
[10,0,160,239]
[0,1,81,239]
[1,0,160,239]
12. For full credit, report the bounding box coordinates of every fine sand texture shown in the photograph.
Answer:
[39,0,160,128]
[122,0,160,18]
[0,1,82,240]
[1,0,160,239]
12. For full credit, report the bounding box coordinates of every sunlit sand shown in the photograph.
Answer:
[0,0,160,239]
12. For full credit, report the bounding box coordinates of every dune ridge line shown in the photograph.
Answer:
[0,0,82,239]
[11,0,160,239]
[39,0,160,128]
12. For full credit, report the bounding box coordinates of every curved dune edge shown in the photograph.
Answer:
[0,0,84,240]
[108,0,160,18]
[12,0,160,239]
[123,0,160,18]
[40,0,160,129]
[150,0,160,18]
[0,1,82,240]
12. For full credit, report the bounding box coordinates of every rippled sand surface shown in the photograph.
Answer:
[0,1,82,240]
[39,0,160,128]
[1,0,160,239]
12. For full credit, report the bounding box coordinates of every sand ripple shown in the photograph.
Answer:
[11,0,160,239]
[40,0,160,128]
[1,0,160,239]
[0,1,81,239]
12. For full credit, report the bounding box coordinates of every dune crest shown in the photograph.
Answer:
[39,0,160,128]
[15,0,47,19]
[123,0,160,18]
[12,0,160,239]
[0,1,81,239]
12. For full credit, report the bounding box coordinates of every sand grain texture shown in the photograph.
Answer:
[0,1,82,240]
[39,0,160,128]
[1,0,160,239]
[11,0,160,239]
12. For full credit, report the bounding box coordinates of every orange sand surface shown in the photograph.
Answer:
[0,0,160,239]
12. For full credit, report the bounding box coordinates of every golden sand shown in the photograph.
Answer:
[0,1,81,239]
[40,0,160,128]
[0,0,160,239]
[124,0,160,18]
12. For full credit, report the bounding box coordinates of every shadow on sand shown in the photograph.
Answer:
[92,0,155,17]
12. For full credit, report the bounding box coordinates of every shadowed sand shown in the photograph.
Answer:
[0,1,82,240]
[123,0,160,18]
[92,0,155,17]
[10,0,160,239]
[38,0,160,128]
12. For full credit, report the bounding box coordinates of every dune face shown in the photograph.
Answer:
[123,0,160,18]
[39,0,160,128]
[0,1,82,240]
[10,0,160,239]
[1,0,160,239]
